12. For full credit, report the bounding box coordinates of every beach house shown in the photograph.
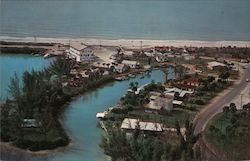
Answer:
[69,42,95,62]
[121,60,139,69]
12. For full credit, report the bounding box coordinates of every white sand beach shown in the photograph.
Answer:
[1,36,250,48]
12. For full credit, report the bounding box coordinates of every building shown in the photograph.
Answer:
[207,61,227,70]
[156,55,168,62]
[146,94,173,113]
[182,77,200,87]
[22,119,39,128]
[121,118,163,132]
[69,42,95,62]
[165,87,193,103]
[114,64,128,73]
[175,77,200,91]
[121,60,139,69]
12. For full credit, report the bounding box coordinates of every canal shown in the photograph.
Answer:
[0,54,169,161]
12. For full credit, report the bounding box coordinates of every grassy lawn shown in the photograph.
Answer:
[205,112,250,160]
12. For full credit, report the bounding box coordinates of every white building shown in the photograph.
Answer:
[114,64,128,73]
[146,94,174,113]
[156,55,168,62]
[207,61,226,70]
[121,118,163,132]
[69,42,95,62]
[122,60,139,69]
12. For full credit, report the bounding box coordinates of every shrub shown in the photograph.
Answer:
[194,99,205,105]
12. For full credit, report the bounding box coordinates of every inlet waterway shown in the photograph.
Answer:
[0,54,167,161]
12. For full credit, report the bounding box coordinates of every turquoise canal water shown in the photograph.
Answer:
[0,54,51,101]
[0,54,169,161]
[1,0,250,40]
[50,70,166,161]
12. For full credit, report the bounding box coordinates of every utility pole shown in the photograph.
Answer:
[240,94,243,108]
[140,40,142,53]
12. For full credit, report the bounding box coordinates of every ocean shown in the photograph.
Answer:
[1,0,250,41]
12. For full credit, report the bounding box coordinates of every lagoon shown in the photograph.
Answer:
[0,54,51,101]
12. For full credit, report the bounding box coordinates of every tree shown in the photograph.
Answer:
[38,111,54,141]
[46,57,74,77]
[175,120,181,136]
[223,105,230,113]
[219,72,230,81]
[229,103,237,113]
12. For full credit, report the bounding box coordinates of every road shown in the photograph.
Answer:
[194,64,250,135]
[192,63,250,160]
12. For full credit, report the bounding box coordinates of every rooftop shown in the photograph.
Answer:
[121,118,163,132]
[207,61,226,68]
[122,60,138,65]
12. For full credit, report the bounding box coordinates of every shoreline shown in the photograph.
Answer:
[1,36,250,48]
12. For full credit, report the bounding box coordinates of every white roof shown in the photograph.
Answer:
[70,42,87,51]
[164,92,175,97]
[96,112,107,118]
[147,97,173,110]
[165,88,193,97]
[116,64,126,70]
[122,60,138,65]
[173,100,183,105]
[150,95,158,100]
[121,118,163,132]
[208,61,226,68]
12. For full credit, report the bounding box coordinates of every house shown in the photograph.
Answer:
[182,54,195,60]
[156,55,168,62]
[164,87,193,100]
[114,64,128,73]
[182,77,200,87]
[174,77,200,92]
[240,59,249,63]
[80,70,89,78]
[121,118,163,132]
[146,94,173,113]
[22,119,39,128]
[122,60,139,69]
[207,61,227,70]
[69,42,95,62]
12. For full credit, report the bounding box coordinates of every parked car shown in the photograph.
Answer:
[246,78,250,82]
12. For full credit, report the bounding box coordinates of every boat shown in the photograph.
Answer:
[128,74,136,78]
[140,76,145,79]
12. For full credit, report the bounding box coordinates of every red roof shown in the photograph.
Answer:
[175,84,197,90]
[183,77,200,84]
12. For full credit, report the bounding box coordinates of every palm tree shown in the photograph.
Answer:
[47,57,74,77]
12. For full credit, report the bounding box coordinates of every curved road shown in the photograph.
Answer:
[193,64,250,160]
[194,64,250,135]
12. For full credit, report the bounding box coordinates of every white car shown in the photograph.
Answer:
[246,78,250,82]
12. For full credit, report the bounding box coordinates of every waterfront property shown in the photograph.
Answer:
[146,92,174,113]
[175,77,201,91]
[68,42,95,62]
[121,118,163,132]
[156,54,168,62]
[121,60,139,69]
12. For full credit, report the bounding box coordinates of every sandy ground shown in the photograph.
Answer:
[1,36,250,48]
[91,46,116,63]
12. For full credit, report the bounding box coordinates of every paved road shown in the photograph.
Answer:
[194,64,250,135]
